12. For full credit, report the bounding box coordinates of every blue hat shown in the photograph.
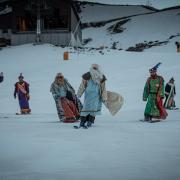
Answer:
[149,62,161,73]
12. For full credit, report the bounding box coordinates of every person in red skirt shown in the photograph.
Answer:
[50,73,82,123]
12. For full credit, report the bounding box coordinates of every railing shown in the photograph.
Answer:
[0,26,82,46]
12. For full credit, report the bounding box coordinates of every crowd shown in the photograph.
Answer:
[0,62,177,126]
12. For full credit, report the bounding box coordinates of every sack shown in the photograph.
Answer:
[105,91,124,116]
[66,90,74,101]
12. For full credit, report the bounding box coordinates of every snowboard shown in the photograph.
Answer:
[105,91,124,116]
[139,119,161,123]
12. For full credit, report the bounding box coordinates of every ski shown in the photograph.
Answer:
[167,107,179,110]
[139,119,147,122]
[0,116,9,119]
[74,125,80,129]
[149,120,161,123]
[15,113,31,115]
[139,119,161,123]
[15,113,24,115]
[73,125,88,129]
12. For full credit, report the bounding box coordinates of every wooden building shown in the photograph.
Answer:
[0,0,82,46]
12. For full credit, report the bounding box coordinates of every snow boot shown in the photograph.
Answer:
[80,116,87,128]
[87,115,95,127]
[144,115,152,122]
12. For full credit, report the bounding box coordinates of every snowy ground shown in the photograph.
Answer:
[0,44,180,179]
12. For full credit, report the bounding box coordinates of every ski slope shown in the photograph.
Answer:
[0,44,180,179]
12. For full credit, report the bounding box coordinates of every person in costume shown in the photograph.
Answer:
[143,63,168,122]
[0,72,4,83]
[175,41,180,53]
[164,77,176,109]
[77,64,107,128]
[50,73,82,123]
[14,73,31,114]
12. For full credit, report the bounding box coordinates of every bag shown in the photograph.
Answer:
[66,90,74,101]
[105,91,124,116]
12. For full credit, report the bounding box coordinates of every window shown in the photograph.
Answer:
[16,11,36,32]
[43,8,68,30]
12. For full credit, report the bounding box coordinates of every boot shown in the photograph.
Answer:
[144,115,151,122]
[87,115,95,127]
[80,116,87,128]
[87,121,92,127]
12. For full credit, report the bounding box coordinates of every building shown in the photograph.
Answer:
[0,0,82,46]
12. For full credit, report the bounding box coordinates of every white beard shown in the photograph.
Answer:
[90,67,103,84]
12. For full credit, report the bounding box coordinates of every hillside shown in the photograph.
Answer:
[77,0,180,9]
[75,2,157,23]
[75,2,180,52]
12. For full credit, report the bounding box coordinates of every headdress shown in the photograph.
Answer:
[18,73,24,79]
[149,62,161,73]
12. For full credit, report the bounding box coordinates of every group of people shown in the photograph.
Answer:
[143,62,177,122]
[50,63,107,128]
[0,62,177,126]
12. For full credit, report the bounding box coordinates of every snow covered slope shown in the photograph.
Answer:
[78,0,180,9]
[0,44,180,180]
[76,2,180,52]
[77,2,155,23]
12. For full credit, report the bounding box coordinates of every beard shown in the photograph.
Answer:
[90,67,103,84]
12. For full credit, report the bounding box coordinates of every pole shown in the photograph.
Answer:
[36,3,41,43]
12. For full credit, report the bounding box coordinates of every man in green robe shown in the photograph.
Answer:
[143,63,167,122]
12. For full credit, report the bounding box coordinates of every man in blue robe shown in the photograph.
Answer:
[77,64,107,128]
